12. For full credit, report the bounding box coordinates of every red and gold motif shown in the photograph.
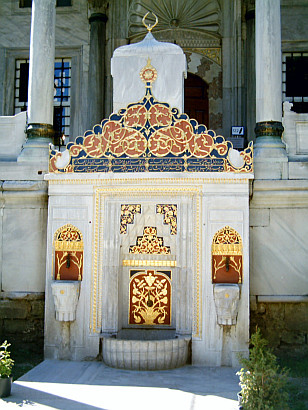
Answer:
[129,227,170,254]
[55,251,83,281]
[139,58,157,84]
[129,270,171,325]
[156,204,177,235]
[49,58,253,173]
[120,204,141,234]
[212,255,242,284]
[53,224,83,281]
[212,226,243,284]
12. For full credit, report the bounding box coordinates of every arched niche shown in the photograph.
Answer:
[212,226,243,284]
[53,224,84,281]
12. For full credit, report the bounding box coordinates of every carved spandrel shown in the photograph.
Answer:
[156,204,177,235]
[120,204,141,234]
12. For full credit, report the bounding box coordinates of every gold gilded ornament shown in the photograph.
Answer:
[129,226,171,254]
[129,270,171,325]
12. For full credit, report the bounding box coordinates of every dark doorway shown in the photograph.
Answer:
[184,73,209,127]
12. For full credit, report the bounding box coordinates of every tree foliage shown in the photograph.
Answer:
[0,341,14,378]
[237,329,289,409]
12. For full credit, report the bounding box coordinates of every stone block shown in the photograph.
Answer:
[250,209,270,227]
[2,319,30,335]
[284,303,308,331]
[267,303,285,322]
[257,302,266,313]
[31,300,45,318]
[0,300,29,319]
[280,330,306,346]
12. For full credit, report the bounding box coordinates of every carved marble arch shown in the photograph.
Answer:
[211,226,243,284]
[53,224,84,281]
[128,0,221,42]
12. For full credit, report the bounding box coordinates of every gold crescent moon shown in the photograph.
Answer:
[142,12,158,32]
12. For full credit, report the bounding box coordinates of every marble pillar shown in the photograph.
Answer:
[18,0,56,164]
[87,12,108,130]
[254,0,288,179]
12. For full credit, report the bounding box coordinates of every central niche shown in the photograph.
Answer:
[129,269,171,325]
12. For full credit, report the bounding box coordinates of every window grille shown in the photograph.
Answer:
[282,52,308,113]
[19,0,72,7]
[14,58,71,142]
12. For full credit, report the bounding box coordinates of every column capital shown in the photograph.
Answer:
[26,123,54,139]
[89,13,108,24]
[255,121,284,139]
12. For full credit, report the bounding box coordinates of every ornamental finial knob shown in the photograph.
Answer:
[142,12,158,32]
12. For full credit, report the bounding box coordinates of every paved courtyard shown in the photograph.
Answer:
[0,360,240,409]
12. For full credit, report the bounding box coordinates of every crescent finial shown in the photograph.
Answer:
[142,12,158,32]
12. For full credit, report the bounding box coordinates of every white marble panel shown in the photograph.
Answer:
[52,207,88,221]
[0,112,26,160]
[3,208,47,292]
[210,210,243,222]
[250,208,308,296]
[296,121,308,154]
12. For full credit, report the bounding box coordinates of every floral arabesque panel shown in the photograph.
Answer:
[129,270,171,325]
[156,204,177,235]
[129,226,170,254]
[120,204,141,234]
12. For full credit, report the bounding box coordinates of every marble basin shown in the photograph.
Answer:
[102,336,191,370]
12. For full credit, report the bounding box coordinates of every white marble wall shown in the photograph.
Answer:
[283,102,308,161]
[44,173,251,365]
[0,112,26,161]
[0,180,48,293]
[250,180,308,297]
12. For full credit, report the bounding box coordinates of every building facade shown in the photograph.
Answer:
[0,0,307,363]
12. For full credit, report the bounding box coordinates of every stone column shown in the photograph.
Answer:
[18,0,56,164]
[254,0,287,179]
[87,12,108,130]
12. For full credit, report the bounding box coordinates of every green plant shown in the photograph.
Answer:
[0,341,14,378]
[237,329,289,410]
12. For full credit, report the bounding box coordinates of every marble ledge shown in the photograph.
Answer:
[254,295,308,303]
[0,162,48,181]
[1,180,47,191]
[0,291,44,300]
[44,171,254,183]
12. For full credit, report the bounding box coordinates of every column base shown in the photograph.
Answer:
[254,121,288,180]
[18,123,54,165]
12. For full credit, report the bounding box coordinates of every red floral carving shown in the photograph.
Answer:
[124,105,147,128]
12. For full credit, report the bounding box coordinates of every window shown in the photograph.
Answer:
[14,59,29,113]
[14,58,71,143]
[282,52,308,113]
[53,58,71,142]
[19,0,72,7]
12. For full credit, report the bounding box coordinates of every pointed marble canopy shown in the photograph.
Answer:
[111,31,187,113]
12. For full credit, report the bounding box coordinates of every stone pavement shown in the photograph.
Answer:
[0,360,241,409]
